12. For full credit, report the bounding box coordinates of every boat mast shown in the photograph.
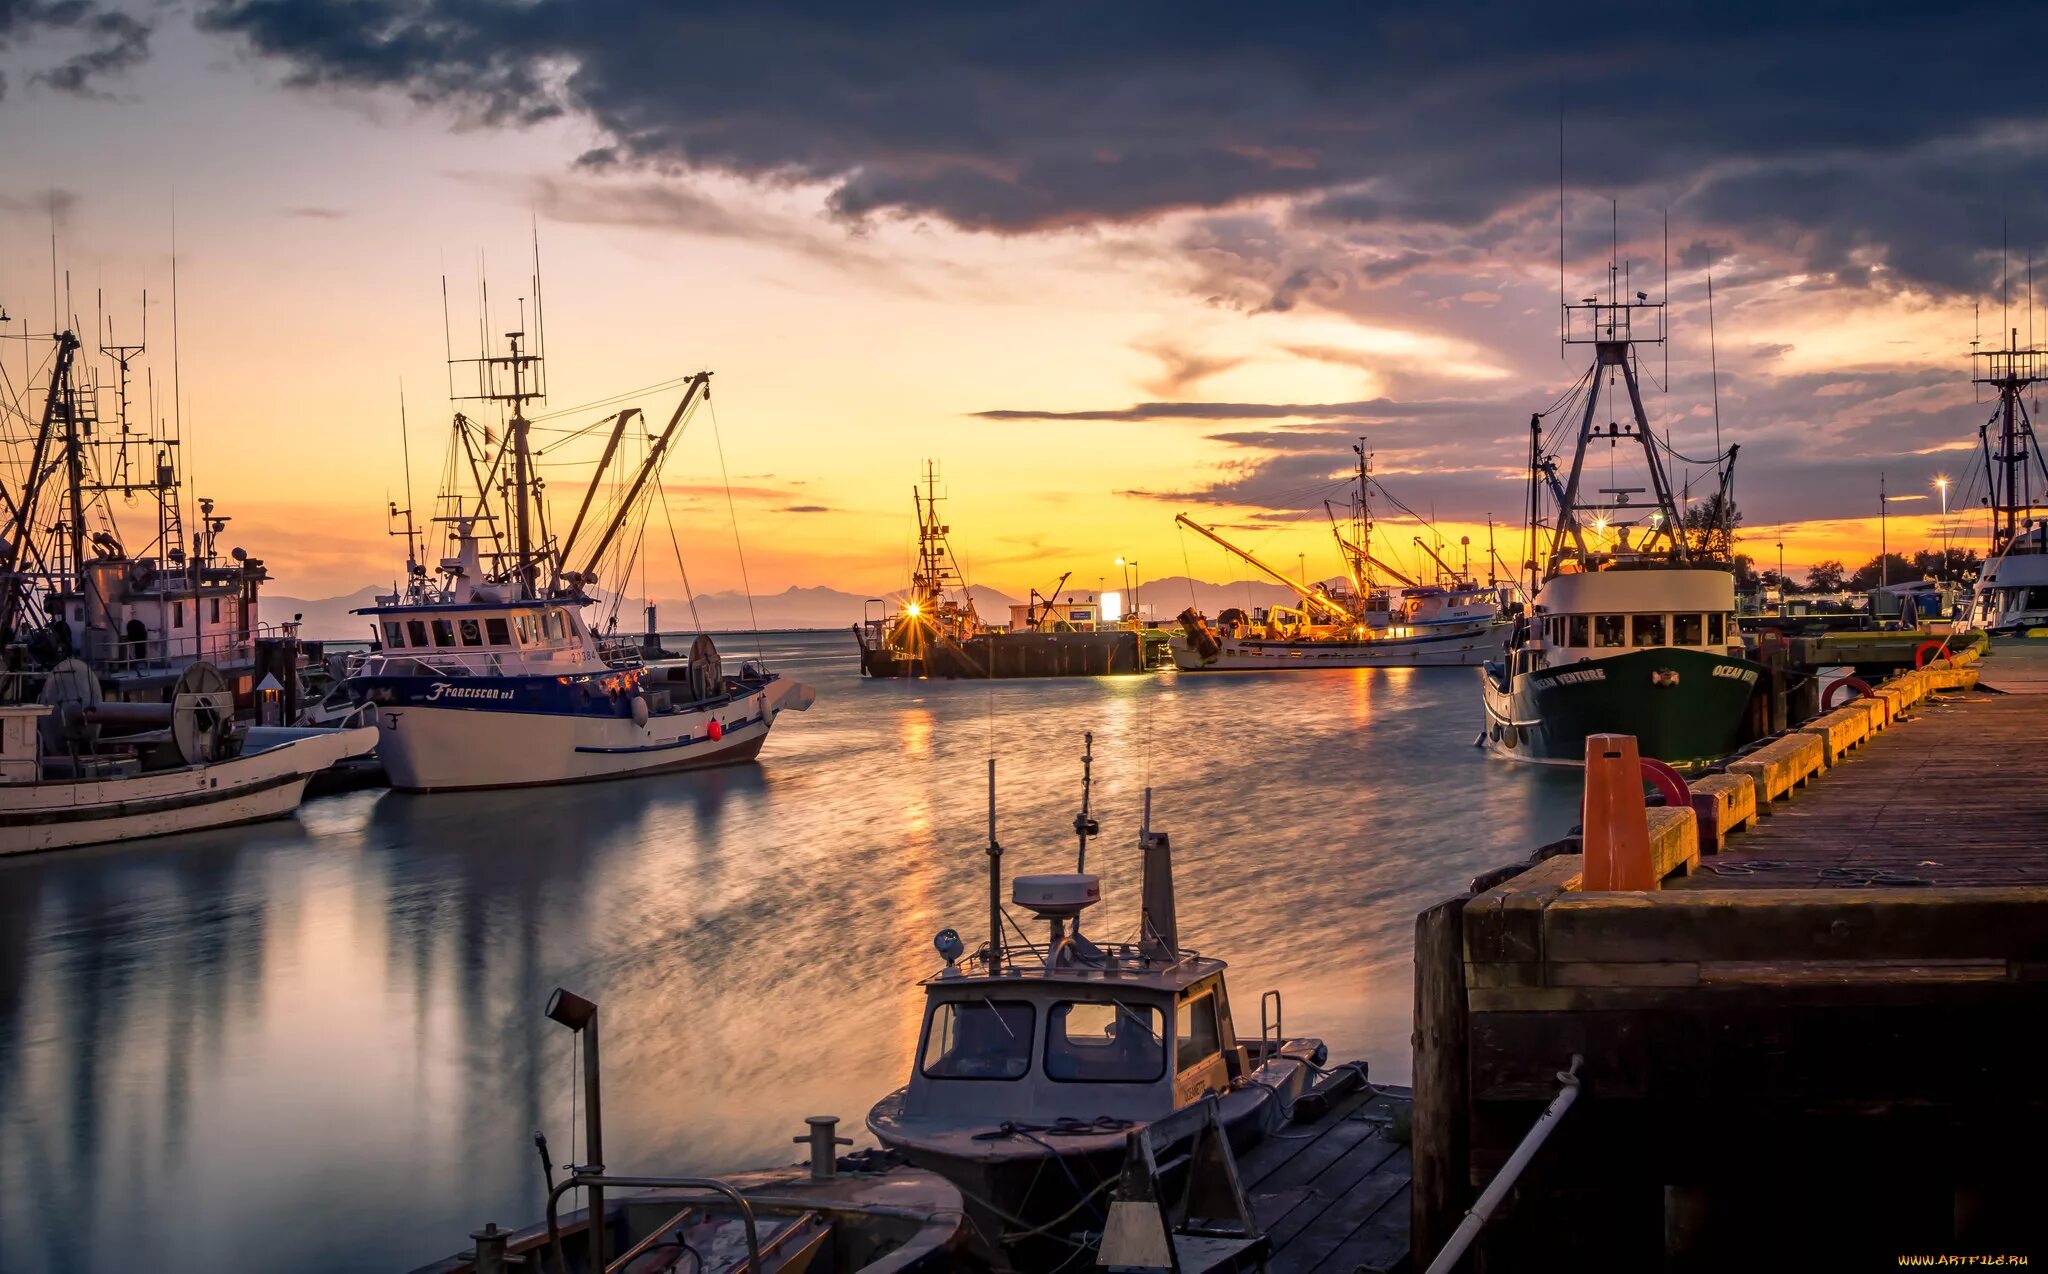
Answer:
[0,331,79,637]
[447,292,548,598]
[1544,221,1689,577]
[1973,329,2046,554]
[908,461,973,621]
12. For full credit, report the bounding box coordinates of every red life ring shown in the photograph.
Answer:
[1913,640,1955,670]
[1822,676,1873,710]
[1639,757,1691,811]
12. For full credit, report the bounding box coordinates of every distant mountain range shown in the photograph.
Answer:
[269,576,1307,639]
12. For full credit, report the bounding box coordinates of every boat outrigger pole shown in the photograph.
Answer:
[1413,537,1464,585]
[563,374,710,586]
[1173,514,1352,623]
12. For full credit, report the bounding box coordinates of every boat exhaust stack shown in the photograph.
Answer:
[1139,787,1178,960]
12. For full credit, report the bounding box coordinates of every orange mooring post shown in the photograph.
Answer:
[1583,733,1658,891]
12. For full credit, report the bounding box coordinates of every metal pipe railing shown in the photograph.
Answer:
[545,1174,760,1274]
[1423,1054,1584,1274]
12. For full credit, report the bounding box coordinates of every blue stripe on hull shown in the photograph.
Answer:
[573,714,763,754]
[348,670,754,719]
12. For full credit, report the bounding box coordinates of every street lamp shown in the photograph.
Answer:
[1115,557,1139,626]
[545,988,605,1273]
[1934,474,1951,570]
[1776,540,1786,617]
[1879,472,1889,589]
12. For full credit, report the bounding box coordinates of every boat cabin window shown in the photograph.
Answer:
[1594,615,1625,647]
[514,614,533,644]
[1045,1001,1165,1083]
[173,601,185,629]
[1673,613,1704,646]
[486,618,512,645]
[545,610,567,641]
[459,619,484,647]
[1631,614,1666,647]
[431,619,456,648]
[1175,993,1222,1074]
[920,1000,1034,1080]
[383,621,404,648]
[210,598,222,623]
[407,620,430,647]
[1708,613,1727,645]
[1568,616,1590,647]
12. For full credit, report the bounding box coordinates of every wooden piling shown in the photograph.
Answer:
[1411,894,1471,1270]
[1411,675,2048,1266]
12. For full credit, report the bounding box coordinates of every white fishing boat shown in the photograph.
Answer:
[1964,336,2048,634]
[867,738,1343,1267]
[342,289,812,792]
[1169,441,1513,670]
[1,315,301,706]
[0,661,375,855]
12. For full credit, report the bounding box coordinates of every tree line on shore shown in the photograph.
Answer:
[1680,493,1978,595]
[1738,547,1982,594]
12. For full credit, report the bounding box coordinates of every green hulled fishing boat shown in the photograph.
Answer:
[1481,254,1765,771]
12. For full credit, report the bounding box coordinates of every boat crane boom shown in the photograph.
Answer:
[1025,571,1073,629]
[1173,514,1353,622]
[1413,537,1464,585]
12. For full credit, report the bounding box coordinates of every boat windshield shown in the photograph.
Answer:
[1044,1000,1165,1083]
[920,1000,1034,1080]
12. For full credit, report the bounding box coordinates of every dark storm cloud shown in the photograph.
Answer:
[0,0,151,98]
[192,0,2048,293]
[976,397,1494,423]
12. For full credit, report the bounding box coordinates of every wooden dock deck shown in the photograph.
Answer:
[1238,1082,1413,1273]
[1680,690,2048,889]
[1411,662,2048,1270]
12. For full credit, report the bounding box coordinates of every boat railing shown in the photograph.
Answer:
[351,650,518,679]
[966,937,1207,977]
[545,1174,760,1274]
[80,623,302,678]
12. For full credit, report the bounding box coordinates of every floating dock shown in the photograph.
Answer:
[1239,1081,1414,1273]
[1413,649,2048,1269]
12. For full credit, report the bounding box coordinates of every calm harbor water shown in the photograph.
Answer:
[0,630,1579,1273]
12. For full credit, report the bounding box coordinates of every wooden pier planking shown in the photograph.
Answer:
[1411,670,2048,1268]
[1236,1082,1414,1273]
[1679,693,2048,889]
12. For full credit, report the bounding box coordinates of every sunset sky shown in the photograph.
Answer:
[1,3,2039,603]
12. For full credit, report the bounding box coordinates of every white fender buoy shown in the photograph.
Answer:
[630,695,650,726]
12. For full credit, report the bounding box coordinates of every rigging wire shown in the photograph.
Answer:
[656,474,705,634]
[705,394,765,665]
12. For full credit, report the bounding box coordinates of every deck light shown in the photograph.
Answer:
[544,987,596,1031]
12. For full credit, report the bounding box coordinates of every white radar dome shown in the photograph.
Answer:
[1012,873,1101,920]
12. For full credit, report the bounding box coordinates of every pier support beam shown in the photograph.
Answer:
[1412,895,1472,1270]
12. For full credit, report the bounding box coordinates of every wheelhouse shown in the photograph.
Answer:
[901,959,1241,1127]
[352,599,631,677]
[1525,569,1743,664]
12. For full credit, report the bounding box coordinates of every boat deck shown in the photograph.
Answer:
[1238,1080,1413,1273]
[1677,689,2048,891]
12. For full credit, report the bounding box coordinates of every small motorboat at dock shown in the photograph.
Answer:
[867,737,1342,1268]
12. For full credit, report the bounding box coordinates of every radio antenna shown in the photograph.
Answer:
[1707,272,1723,459]
[1557,99,1566,360]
